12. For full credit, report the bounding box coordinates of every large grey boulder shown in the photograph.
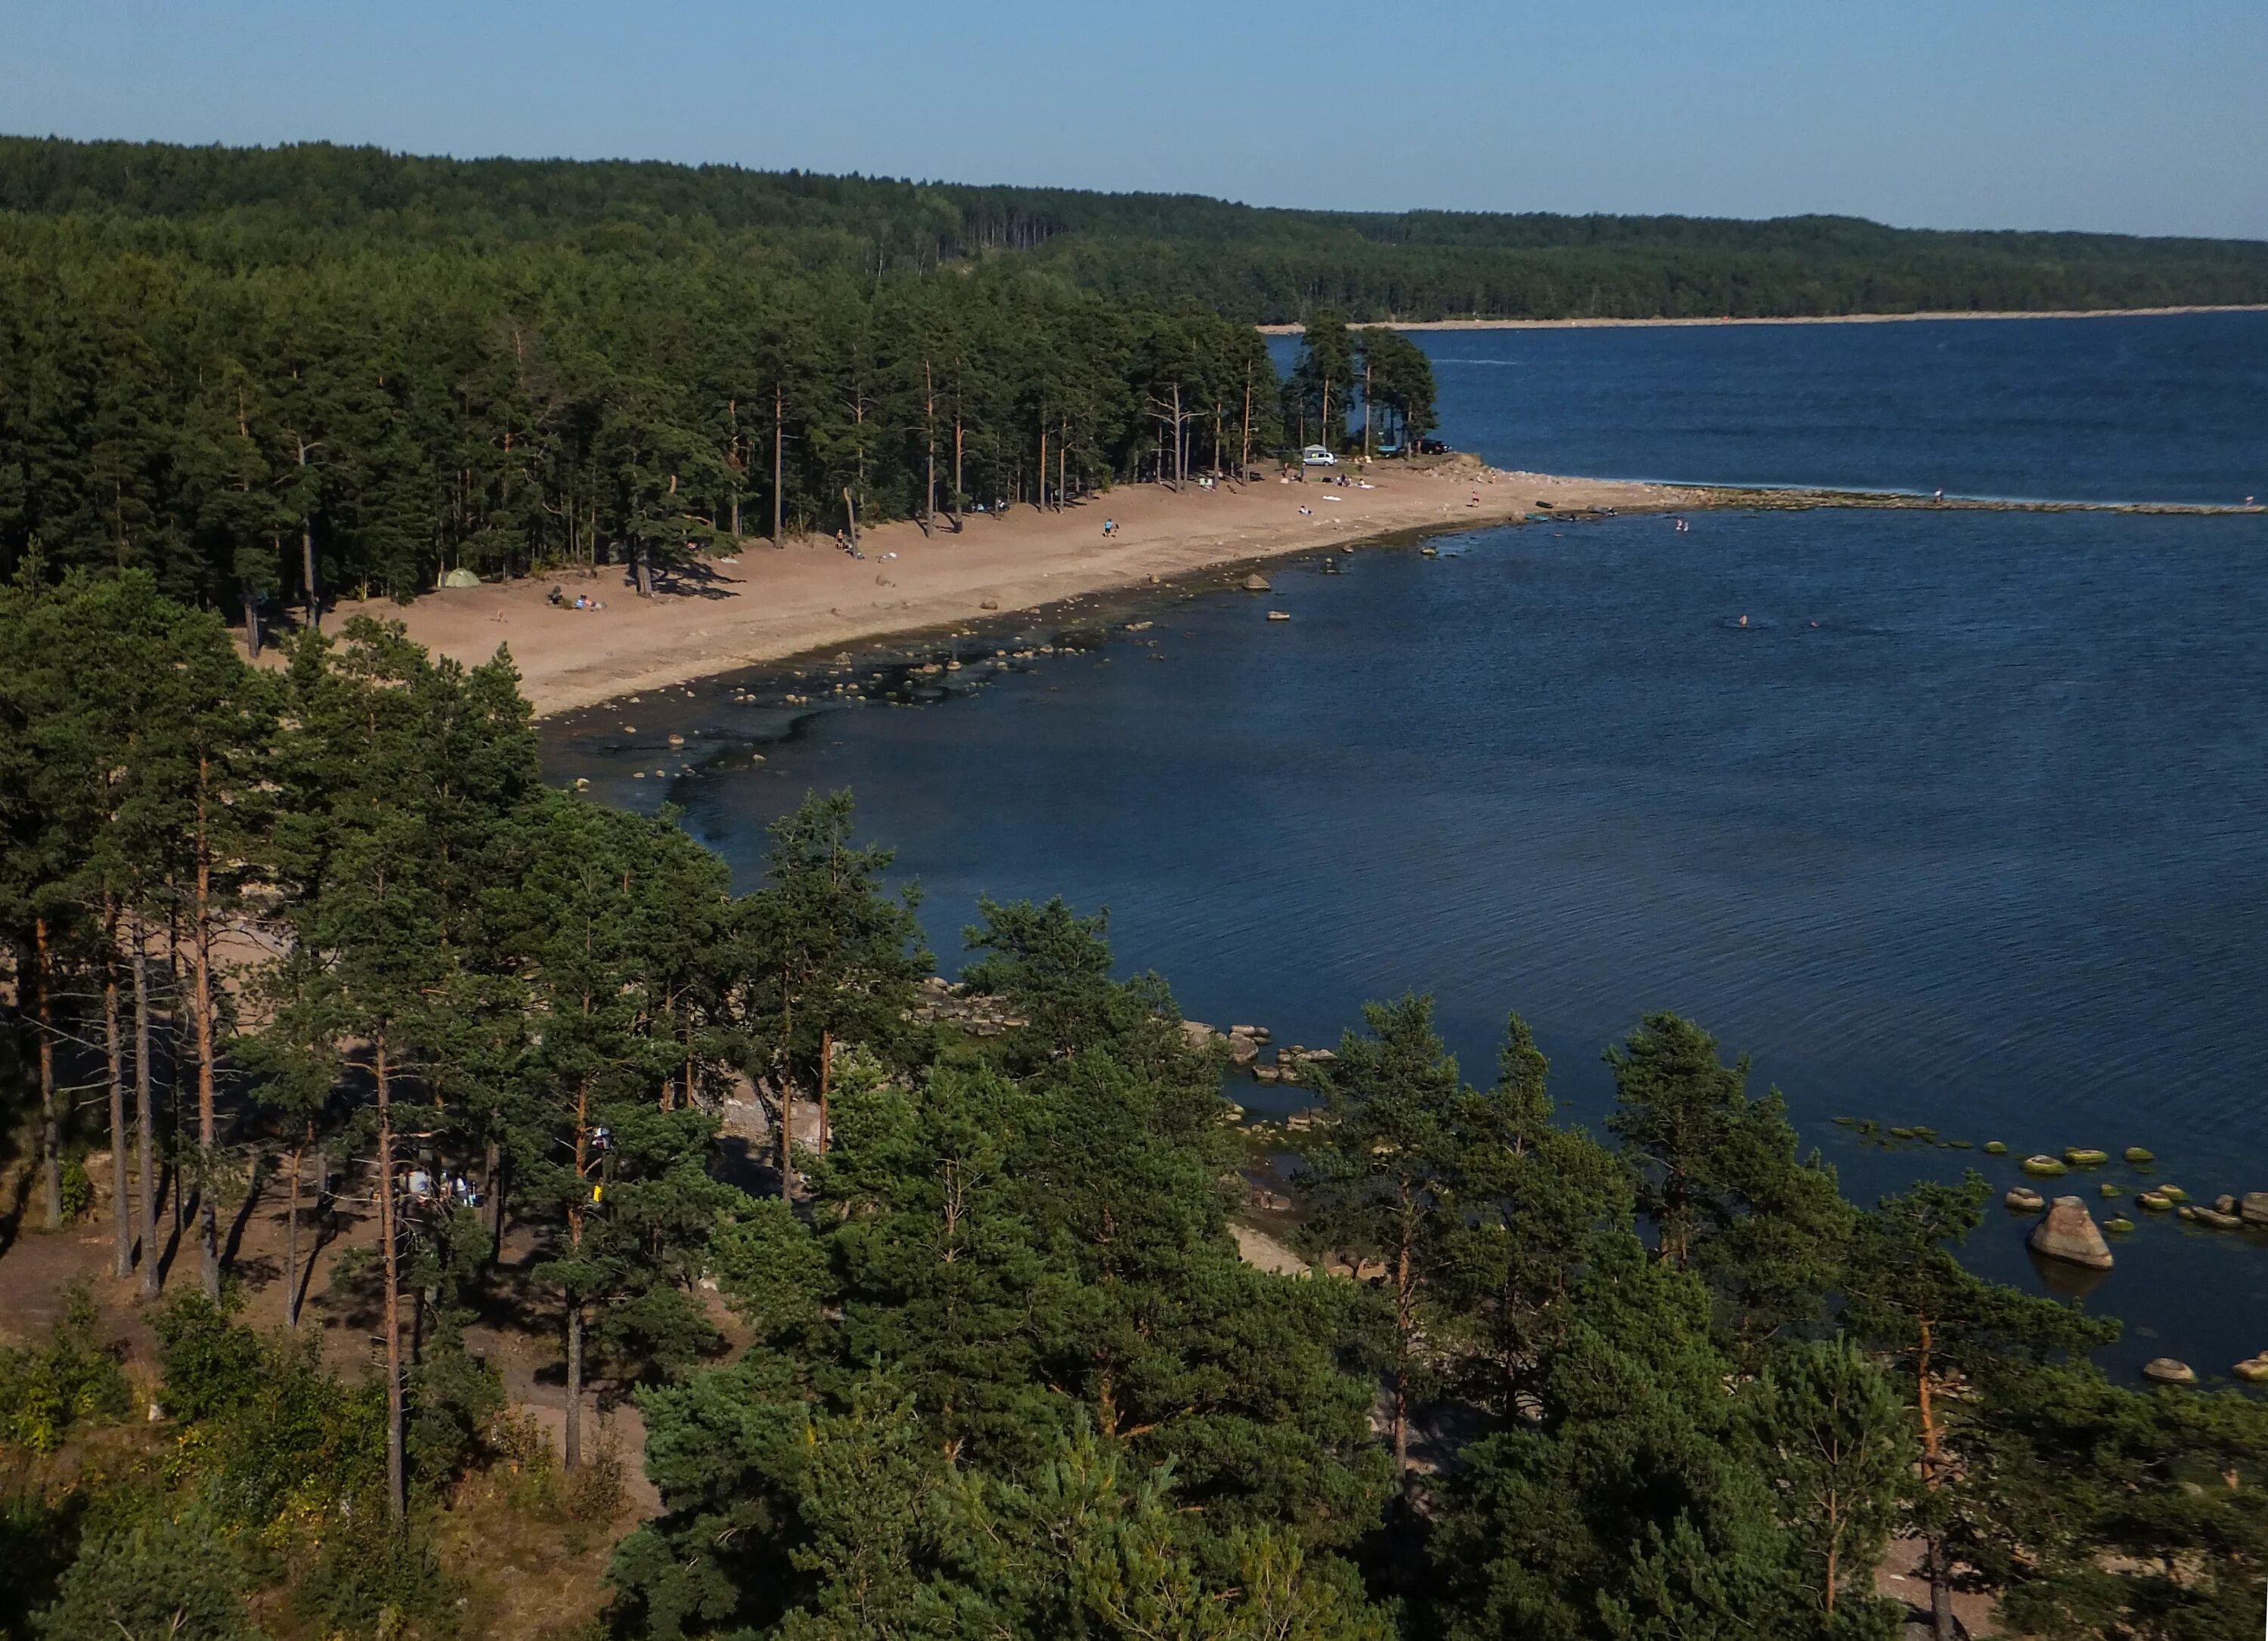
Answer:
[2242,1191,2268,1228]
[2029,1196,2114,1270]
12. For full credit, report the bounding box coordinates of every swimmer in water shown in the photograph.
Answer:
[1738,615,1749,627]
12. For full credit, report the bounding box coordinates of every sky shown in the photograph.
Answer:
[3,0,2263,240]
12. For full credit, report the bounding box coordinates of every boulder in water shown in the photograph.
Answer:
[2233,1357,2268,1384]
[2028,1197,2113,1270]
[2141,1358,2196,1386]
[2138,1191,2173,1212]
[2124,1147,2155,1165]
[2021,1154,2068,1178]
[1983,1140,2008,1155]
[2242,1192,2268,1228]
[2003,1187,2046,1212]
[2103,1217,2134,1234]
[1241,573,1272,592]
[2063,1147,2109,1167]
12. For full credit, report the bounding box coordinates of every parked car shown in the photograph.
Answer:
[1414,437,1449,455]
[1374,440,1404,458]
[1300,444,1337,466]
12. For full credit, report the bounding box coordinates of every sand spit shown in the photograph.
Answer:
[303,459,2262,720]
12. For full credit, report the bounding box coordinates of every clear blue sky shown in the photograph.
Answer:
[5,0,2263,239]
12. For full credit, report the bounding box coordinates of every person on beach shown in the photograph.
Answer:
[1102,518,1117,537]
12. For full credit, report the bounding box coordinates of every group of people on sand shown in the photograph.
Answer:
[547,586,607,611]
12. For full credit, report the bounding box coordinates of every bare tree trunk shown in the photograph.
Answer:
[191,770,221,1300]
[952,390,965,530]
[483,1134,503,1262]
[297,435,320,631]
[565,1072,590,1469]
[243,582,263,658]
[1393,1218,1413,1487]
[104,927,132,1277]
[923,362,937,533]
[772,383,785,548]
[35,917,61,1229]
[1241,368,1253,476]
[817,1027,832,1157]
[376,1033,405,1520]
[565,1299,585,1470]
[1036,425,1047,513]
[841,488,860,553]
[1363,358,1374,460]
[283,1136,304,1328]
[134,922,159,1299]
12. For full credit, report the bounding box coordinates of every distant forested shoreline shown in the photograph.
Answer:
[8,135,2266,324]
[3,132,2263,624]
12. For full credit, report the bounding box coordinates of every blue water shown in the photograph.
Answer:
[547,312,2268,1380]
[1281,310,2268,504]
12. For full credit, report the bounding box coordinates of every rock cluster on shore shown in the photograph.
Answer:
[909,975,1027,1037]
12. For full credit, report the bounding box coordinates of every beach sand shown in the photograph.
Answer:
[321,460,1699,718]
[1255,304,2268,333]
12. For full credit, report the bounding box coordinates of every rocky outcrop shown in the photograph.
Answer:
[2028,1197,2114,1270]
[2243,1192,2268,1228]
[909,975,1027,1036]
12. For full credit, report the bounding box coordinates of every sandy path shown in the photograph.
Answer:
[324,461,1697,718]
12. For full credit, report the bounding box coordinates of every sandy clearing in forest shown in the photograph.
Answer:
[312,460,1702,718]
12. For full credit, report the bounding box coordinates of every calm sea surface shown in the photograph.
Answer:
[545,313,2268,1379]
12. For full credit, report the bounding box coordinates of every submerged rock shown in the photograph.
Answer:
[2141,1358,2197,1386]
[2124,1147,2155,1165]
[2138,1191,2173,1212]
[2022,1155,2068,1178]
[2183,1205,2242,1230]
[2028,1197,2114,1270]
[1983,1141,2009,1155]
[2103,1217,2135,1234]
[2004,1187,2046,1212]
[2063,1147,2109,1168]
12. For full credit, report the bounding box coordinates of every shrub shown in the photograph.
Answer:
[295,1515,458,1641]
[57,1159,92,1222]
[150,1292,264,1422]
[0,1282,129,1454]
[34,1496,252,1641]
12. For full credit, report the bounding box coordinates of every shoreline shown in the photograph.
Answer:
[313,462,2263,720]
[1256,303,2268,334]
[320,460,1699,718]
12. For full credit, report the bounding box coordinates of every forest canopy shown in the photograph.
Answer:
[4,577,2267,1641]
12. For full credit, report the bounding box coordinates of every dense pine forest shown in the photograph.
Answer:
[5,574,2266,1641]
[5,134,2266,624]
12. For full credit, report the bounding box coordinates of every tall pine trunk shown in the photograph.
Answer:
[376,1033,405,1520]
[134,923,160,1299]
[772,383,785,548]
[35,918,61,1229]
[817,1027,832,1156]
[565,1073,590,1469]
[282,1132,304,1328]
[191,768,221,1299]
[104,926,132,1277]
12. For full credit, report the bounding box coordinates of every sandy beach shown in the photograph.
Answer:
[323,460,1699,718]
[1256,303,2268,334]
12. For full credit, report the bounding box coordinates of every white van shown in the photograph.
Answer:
[1301,444,1337,466]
